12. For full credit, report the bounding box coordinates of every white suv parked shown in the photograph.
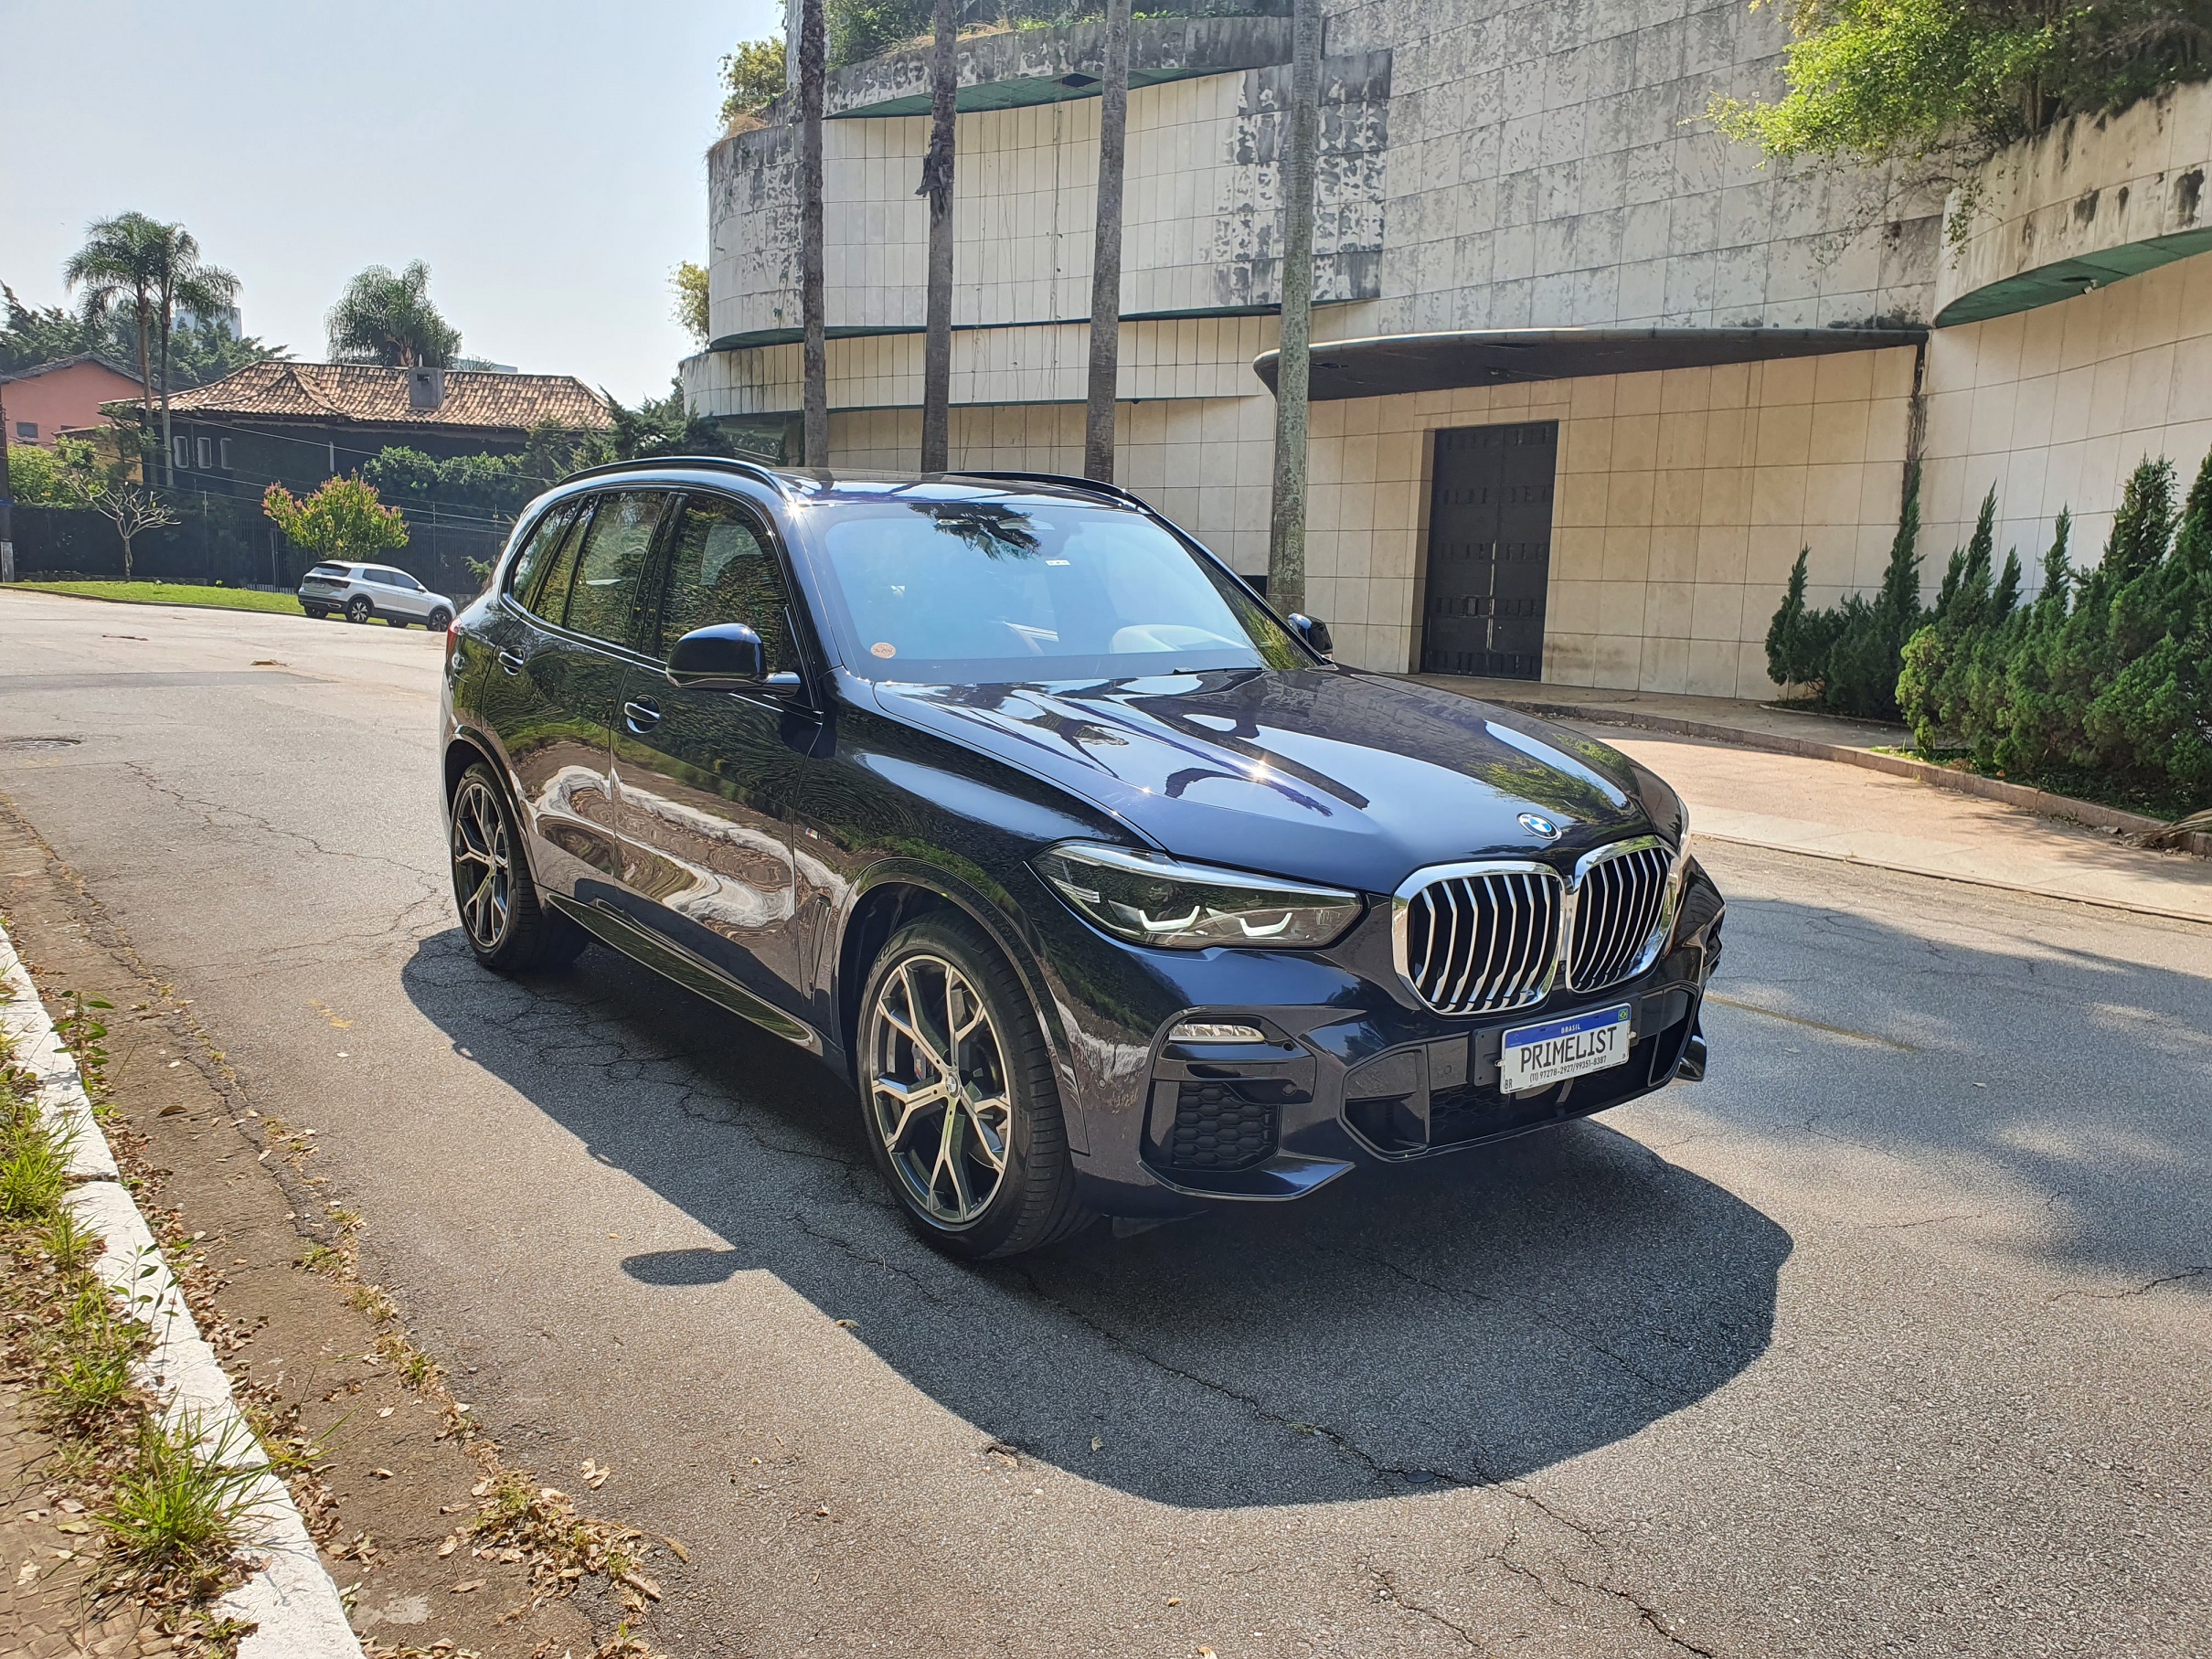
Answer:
[298,562,455,629]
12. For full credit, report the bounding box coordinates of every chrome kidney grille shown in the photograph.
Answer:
[1394,836,1679,1016]
[1400,867,1563,1014]
[1567,840,1675,991]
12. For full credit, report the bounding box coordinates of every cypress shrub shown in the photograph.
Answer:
[1764,468,1925,719]
[1883,453,2212,800]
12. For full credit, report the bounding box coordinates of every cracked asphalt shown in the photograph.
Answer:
[2,588,2208,1657]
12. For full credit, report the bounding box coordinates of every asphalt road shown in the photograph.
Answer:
[2,588,2208,1658]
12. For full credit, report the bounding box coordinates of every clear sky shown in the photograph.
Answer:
[0,0,781,405]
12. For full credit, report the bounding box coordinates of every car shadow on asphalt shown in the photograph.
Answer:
[400,927,1790,1509]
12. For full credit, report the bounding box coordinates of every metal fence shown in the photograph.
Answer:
[11,491,511,601]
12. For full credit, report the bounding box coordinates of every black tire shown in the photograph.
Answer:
[448,762,589,973]
[345,595,373,624]
[855,914,1091,1259]
[303,606,328,619]
[427,606,453,633]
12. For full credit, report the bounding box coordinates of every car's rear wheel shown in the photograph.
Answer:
[448,763,588,973]
[303,605,328,619]
[345,596,373,624]
[856,915,1090,1259]
[427,606,453,633]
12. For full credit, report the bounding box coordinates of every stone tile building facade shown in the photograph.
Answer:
[685,4,2212,697]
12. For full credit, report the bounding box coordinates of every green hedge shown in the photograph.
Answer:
[1898,452,2212,796]
[1766,452,2212,796]
[1763,467,1927,721]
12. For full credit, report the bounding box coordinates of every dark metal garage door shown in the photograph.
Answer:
[1419,421,1558,680]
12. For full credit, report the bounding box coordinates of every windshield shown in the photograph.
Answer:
[806,497,1308,682]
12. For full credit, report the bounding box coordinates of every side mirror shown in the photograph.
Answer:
[1288,612,1334,655]
[667,622,766,688]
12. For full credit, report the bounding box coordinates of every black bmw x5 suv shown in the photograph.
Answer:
[440,459,1723,1257]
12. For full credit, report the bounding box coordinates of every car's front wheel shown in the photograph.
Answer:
[427,606,453,633]
[448,763,588,973]
[345,596,373,624]
[856,915,1090,1259]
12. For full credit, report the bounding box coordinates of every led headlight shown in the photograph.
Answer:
[1033,842,1361,950]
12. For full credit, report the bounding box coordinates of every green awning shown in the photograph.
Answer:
[1934,229,2212,326]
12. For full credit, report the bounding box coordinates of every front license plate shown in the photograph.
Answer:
[1499,1004,1632,1094]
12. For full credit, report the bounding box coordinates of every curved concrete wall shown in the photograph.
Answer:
[1937,80,2212,325]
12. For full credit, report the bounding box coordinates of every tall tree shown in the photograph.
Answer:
[63,212,165,427]
[326,261,462,369]
[66,213,237,486]
[799,0,831,467]
[1267,0,1322,618]
[673,261,712,346]
[918,0,959,473]
[1083,0,1133,483]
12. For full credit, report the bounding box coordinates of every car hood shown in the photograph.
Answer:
[867,667,1680,895]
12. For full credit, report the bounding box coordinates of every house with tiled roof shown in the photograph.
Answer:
[147,361,612,495]
[2,354,146,448]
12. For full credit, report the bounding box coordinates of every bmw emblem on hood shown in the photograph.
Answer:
[1518,812,1561,839]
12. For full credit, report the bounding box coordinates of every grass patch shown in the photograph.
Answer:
[1,985,254,1647]
[99,1416,262,1599]
[8,580,314,616]
[37,1280,144,1426]
[1,1081,74,1220]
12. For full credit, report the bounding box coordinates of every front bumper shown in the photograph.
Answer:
[1044,859,1726,1217]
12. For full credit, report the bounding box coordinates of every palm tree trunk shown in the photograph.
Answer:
[157,281,175,489]
[132,290,154,479]
[1266,0,1322,618]
[1083,0,1133,484]
[799,0,830,468]
[919,0,959,473]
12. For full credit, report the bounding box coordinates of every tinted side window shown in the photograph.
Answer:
[654,495,797,671]
[520,505,590,624]
[507,505,575,616]
[564,492,674,647]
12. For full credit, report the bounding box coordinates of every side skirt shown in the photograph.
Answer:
[546,893,826,1056]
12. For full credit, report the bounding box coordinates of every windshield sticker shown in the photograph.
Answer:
[871,641,897,658]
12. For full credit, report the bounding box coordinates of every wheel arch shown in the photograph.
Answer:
[831,864,1082,1148]
[441,728,551,892]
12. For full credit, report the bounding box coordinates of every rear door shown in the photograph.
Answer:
[607,491,811,1021]
[371,567,431,621]
[477,491,675,898]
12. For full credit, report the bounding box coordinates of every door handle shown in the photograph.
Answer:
[623,697,662,733]
[496,649,524,675]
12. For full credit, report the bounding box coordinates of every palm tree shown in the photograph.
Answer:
[326,261,462,369]
[799,0,830,466]
[66,212,239,486]
[1083,0,1133,483]
[918,0,959,472]
[64,214,164,432]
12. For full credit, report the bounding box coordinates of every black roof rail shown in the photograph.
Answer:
[954,470,1153,511]
[556,453,793,496]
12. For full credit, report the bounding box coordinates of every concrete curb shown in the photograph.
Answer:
[0,923,364,1659]
[1484,696,2212,859]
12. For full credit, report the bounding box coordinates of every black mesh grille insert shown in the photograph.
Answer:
[1165,1082,1280,1172]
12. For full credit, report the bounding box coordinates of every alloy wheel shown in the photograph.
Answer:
[866,954,1013,1227]
[450,778,514,952]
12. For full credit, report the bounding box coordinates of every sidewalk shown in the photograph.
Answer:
[1414,675,2212,925]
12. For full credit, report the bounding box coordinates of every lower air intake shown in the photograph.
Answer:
[1165,1082,1279,1172]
